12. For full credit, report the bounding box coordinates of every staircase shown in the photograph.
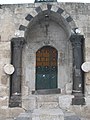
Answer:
[15,94,81,120]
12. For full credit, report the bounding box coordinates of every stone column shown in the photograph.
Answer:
[9,37,25,107]
[70,34,85,105]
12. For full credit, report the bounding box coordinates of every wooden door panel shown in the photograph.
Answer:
[36,46,58,90]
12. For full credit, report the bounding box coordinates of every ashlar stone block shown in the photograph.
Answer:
[0,42,10,51]
[86,73,90,85]
[22,96,36,110]
[40,4,47,11]
[0,96,9,107]
[0,85,8,96]
[32,109,64,120]
[59,95,74,109]
[1,75,9,85]
[65,83,72,94]
[37,102,59,109]
[51,5,58,12]
[85,96,90,106]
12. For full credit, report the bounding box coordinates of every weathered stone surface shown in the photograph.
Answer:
[15,112,32,120]
[40,4,47,11]
[70,105,90,119]
[8,108,25,118]
[0,2,90,120]
[22,96,36,110]
[0,96,8,107]
[14,30,24,37]
[0,42,10,51]
[37,102,59,109]
[85,96,90,105]
[36,95,58,102]
[0,107,9,118]
[1,75,9,85]
[64,115,81,120]
[35,95,59,109]
[59,95,74,109]
[65,83,72,94]
[0,85,8,96]
[85,73,90,85]
[0,11,15,41]
[52,6,61,12]
[32,109,64,120]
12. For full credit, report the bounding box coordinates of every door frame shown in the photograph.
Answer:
[35,46,58,90]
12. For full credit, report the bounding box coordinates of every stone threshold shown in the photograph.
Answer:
[32,88,61,95]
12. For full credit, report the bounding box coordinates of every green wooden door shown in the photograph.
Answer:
[36,46,58,90]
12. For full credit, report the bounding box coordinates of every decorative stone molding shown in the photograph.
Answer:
[19,4,76,32]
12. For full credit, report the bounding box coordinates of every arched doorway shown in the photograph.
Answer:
[36,46,58,90]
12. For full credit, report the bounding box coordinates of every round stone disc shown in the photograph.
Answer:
[81,62,90,72]
[4,64,15,75]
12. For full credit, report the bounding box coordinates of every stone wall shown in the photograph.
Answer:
[0,2,90,119]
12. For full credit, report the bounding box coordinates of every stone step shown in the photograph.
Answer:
[15,108,64,120]
[36,94,59,109]
[35,94,74,109]
[32,89,61,95]
[32,108,64,120]
[14,106,89,120]
[64,116,81,120]
[36,94,59,102]
[24,95,74,110]
[81,117,90,120]
[37,101,59,109]
[15,111,32,120]
[0,118,14,120]
[64,110,81,120]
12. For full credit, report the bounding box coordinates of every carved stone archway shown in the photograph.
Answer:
[9,4,85,107]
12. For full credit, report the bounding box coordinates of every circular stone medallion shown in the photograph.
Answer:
[81,62,90,72]
[4,64,15,75]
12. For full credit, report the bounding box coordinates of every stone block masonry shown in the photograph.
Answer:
[0,2,90,120]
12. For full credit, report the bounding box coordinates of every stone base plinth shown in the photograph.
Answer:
[72,96,85,105]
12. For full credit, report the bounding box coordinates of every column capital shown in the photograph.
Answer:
[11,37,25,48]
[70,34,84,47]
